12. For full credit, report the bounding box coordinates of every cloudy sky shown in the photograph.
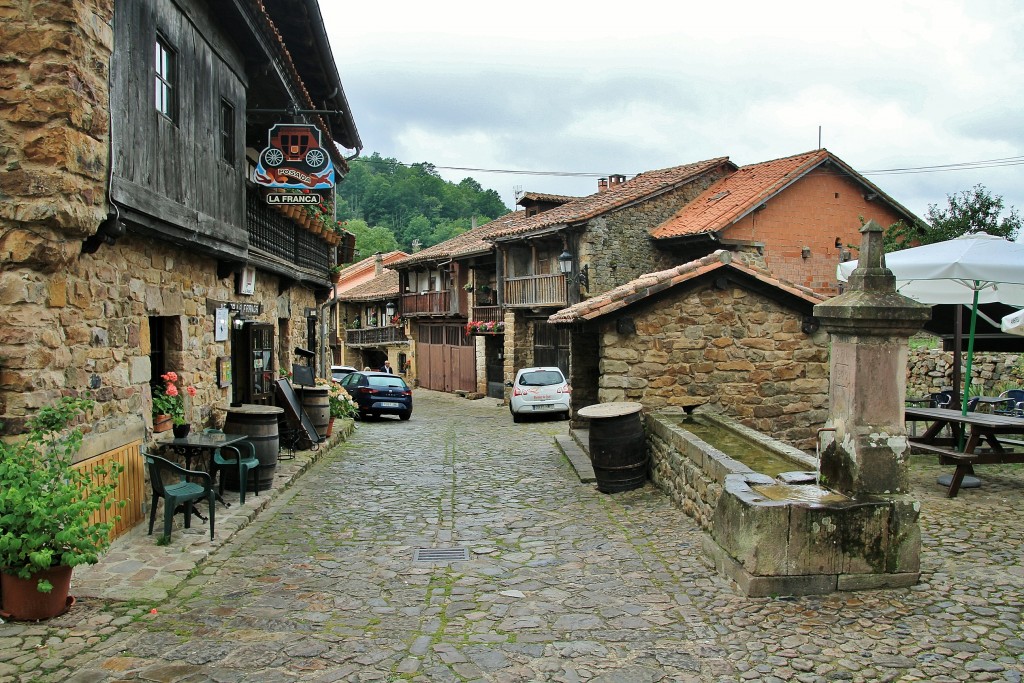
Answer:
[320,0,1024,223]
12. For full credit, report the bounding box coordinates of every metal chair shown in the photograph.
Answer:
[995,389,1024,416]
[144,450,215,540]
[204,428,261,504]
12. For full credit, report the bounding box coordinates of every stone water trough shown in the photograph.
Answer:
[647,408,920,597]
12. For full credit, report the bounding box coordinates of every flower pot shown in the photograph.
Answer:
[172,423,191,438]
[154,414,172,433]
[0,566,74,621]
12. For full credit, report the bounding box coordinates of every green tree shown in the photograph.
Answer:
[886,184,1020,251]
[344,219,399,262]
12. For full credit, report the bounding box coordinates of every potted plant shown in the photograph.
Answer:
[153,371,196,437]
[0,396,124,620]
[329,264,343,284]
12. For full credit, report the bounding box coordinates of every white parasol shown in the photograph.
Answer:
[837,233,1024,416]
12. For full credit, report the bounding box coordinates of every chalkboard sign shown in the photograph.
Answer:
[275,379,321,448]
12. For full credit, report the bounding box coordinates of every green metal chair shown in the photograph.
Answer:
[205,429,261,504]
[144,450,215,540]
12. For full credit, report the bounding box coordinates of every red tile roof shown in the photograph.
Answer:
[336,269,399,301]
[516,192,578,206]
[487,158,734,240]
[389,211,522,267]
[547,251,823,323]
[650,149,918,239]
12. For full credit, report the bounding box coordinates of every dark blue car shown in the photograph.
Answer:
[339,371,413,420]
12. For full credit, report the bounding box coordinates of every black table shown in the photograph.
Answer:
[167,432,249,506]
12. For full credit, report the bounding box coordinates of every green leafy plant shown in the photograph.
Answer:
[0,397,124,592]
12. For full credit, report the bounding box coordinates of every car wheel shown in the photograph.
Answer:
[512,411,523,423]
[399,411,411,421]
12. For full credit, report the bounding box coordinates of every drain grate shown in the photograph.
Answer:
[413,547,470,563]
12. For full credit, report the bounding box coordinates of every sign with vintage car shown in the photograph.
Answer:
[254,123,335,190]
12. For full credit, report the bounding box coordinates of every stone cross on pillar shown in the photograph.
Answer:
[813,221,931,496]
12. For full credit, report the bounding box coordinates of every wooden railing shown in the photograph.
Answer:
[504,274,566,308]
[346,325,408,346]
[471,306,502,323]
[401,290,451,316]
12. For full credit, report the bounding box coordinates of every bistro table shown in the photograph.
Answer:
[167,432,249,507]
[904,406,1024,497]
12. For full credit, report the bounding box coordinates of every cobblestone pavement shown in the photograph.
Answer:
[2,389,1023,682]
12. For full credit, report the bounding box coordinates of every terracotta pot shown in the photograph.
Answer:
[172,423,191,438]
[154,414,172,432]
[0,566,74,621]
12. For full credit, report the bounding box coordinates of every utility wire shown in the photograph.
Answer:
[352,155,1024,180]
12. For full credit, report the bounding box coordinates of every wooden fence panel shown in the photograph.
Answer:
[72,440,145,540]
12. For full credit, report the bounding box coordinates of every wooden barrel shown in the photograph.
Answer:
[296,386,330,440]
[223,404,284,491]
[578,402,647,493]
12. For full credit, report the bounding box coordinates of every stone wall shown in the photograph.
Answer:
[0,0,113,269]
[596,283,829,452]
[906,349,1023,397]
[580,173,728,295]
[0,232,315,457]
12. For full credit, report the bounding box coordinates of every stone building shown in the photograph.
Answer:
[0,1,359,532]
[549,251,829,451]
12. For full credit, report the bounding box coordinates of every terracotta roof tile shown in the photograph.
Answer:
[390,211,523,268]
[547,251,823,323]
[487,158,734,240]
[336,270,399,301]
[651,150,830,239]
[650,148,920,239]
[517,191,578,205]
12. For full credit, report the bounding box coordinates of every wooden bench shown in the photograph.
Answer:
[909,439,1024,497]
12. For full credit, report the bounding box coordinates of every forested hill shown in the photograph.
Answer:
[336,153,510,260]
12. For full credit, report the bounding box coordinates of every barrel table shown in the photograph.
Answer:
[578,402,647,493]
[295,386,330,448]
[223,404,284,492]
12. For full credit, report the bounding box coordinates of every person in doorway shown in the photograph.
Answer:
[381,360,393,374]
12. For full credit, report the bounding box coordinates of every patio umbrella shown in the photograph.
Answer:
[837,233,1024,417]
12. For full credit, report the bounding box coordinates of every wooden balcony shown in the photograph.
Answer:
[471,306,502,323]
[401,290,452,317]
[345,325,408,347]
[504,274,567,308]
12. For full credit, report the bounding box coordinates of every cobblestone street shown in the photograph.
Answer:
[2,389,1023,682]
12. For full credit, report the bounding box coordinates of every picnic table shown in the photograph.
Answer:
[905,406,1024,497]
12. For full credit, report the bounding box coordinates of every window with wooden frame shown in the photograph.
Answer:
[154,35,176,121]
[220,99,235,164]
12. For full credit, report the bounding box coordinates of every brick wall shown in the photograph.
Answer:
[725,167,907,294]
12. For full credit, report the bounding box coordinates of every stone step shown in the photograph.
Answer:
[554,433,595,483]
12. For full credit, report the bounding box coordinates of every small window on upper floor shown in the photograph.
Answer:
[154,35,176,121]
[220,100,235,164]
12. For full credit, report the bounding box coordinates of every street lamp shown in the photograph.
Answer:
[557,250,589,289]
[385,301,396,318]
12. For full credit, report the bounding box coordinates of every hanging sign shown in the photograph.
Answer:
[254,123,335,190]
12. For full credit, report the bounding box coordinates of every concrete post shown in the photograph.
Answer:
[813,221,931,496]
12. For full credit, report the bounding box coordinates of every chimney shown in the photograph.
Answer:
[597,178,609,192]
[608,174,626,189]
[374,252,383,276]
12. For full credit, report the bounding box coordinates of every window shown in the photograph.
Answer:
[154,36,176,120]
[220,100,235,164]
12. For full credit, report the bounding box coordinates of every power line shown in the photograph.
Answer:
[352,154,1024,181]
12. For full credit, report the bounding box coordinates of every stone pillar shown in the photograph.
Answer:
[813,221,930,496]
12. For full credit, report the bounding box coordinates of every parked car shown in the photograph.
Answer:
[508,367,571,423]
[331,365,358,383]
[339,371,413,420]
